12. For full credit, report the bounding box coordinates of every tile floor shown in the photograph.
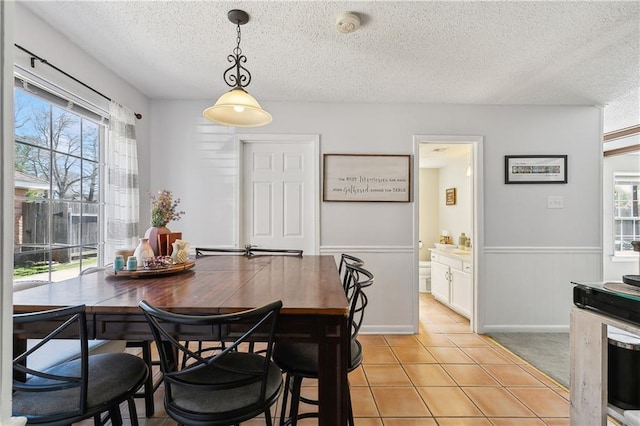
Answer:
[114,294,574,425]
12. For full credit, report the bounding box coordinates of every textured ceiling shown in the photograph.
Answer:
[20,1,640,130]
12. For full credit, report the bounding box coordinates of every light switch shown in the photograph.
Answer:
[548,196,564,209]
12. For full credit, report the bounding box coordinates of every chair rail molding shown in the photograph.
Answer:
[484,246,601,254]
[320,245,415,254]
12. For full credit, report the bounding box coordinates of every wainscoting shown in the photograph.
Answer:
[320,245,602,335]
[321,246,416,335]
[482,246,602,333]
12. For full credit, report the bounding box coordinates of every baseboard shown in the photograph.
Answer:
[482,325,570,333]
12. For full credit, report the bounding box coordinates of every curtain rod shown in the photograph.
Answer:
[14,43,142,120]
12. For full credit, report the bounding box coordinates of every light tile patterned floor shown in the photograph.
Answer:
[110,294,573,425]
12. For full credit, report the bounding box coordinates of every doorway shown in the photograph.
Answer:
[237,134,320,254]
[413,135,484,333]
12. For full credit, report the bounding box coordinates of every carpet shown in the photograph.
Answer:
[488,333,570,388]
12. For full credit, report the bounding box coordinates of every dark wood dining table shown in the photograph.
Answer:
[13,254,351,425]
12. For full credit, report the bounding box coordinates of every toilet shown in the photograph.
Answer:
[419,261,431,293]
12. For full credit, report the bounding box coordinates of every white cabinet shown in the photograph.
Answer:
[450,267,471,318]
[430,251,472,318]
[431,261,451,303]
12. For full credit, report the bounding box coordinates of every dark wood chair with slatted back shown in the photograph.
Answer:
[157,232,182,256]
[139,300,284,426]
[13,305,148,425]
[274,264,373,426]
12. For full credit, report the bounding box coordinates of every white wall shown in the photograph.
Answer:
[418,168,439,261]
[151,100,603,333]
[437,152,472,246]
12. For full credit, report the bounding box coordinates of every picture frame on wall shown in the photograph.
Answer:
[445,188,456,205]
[323,154,411,202]
[504,155,568,184]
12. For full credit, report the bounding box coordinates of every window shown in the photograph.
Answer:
[14,86,104,283]
[613,172,640,256]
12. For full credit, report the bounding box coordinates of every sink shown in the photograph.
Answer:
[623,275,640,287]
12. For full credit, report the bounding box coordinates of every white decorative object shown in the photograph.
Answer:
[133,238,154,265]
[171,240,190,264]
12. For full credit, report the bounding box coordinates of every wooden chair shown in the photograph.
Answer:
[157,232,182,256]
[139,300,283,426]
[13,305,148,425]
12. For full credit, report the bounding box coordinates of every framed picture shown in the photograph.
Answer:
[323,154,411,202]
[504,155,568,184]
[446,188,456,205]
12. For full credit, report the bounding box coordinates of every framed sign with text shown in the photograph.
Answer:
[323,154,411,202]
[446,188,456,205]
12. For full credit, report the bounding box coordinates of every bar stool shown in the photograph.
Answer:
[274,264,373,425]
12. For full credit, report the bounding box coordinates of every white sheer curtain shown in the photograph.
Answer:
[105,102,139,263]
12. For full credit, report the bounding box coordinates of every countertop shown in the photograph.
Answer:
[429,247,472,262]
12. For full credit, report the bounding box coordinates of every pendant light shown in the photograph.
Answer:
[203,9,272,127]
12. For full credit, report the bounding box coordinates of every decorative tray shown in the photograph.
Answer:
[105,260,195,278]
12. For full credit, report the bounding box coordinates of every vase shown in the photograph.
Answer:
[144,226,170,256]
[133,238,155,265]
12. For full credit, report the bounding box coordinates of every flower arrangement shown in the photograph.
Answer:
[150,189,184,227]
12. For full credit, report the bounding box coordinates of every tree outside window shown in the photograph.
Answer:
[13,88,103,283]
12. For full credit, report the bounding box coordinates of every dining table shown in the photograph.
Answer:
[13,254,351,425]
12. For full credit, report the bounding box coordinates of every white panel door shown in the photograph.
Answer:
[242,140,316,253]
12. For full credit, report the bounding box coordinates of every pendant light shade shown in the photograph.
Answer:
[203,88,272,127]
[203,9,271,127]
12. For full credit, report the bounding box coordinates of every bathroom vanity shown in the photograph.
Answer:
[430,248,472,318]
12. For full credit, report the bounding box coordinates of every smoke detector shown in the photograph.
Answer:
[336,12,360,34]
